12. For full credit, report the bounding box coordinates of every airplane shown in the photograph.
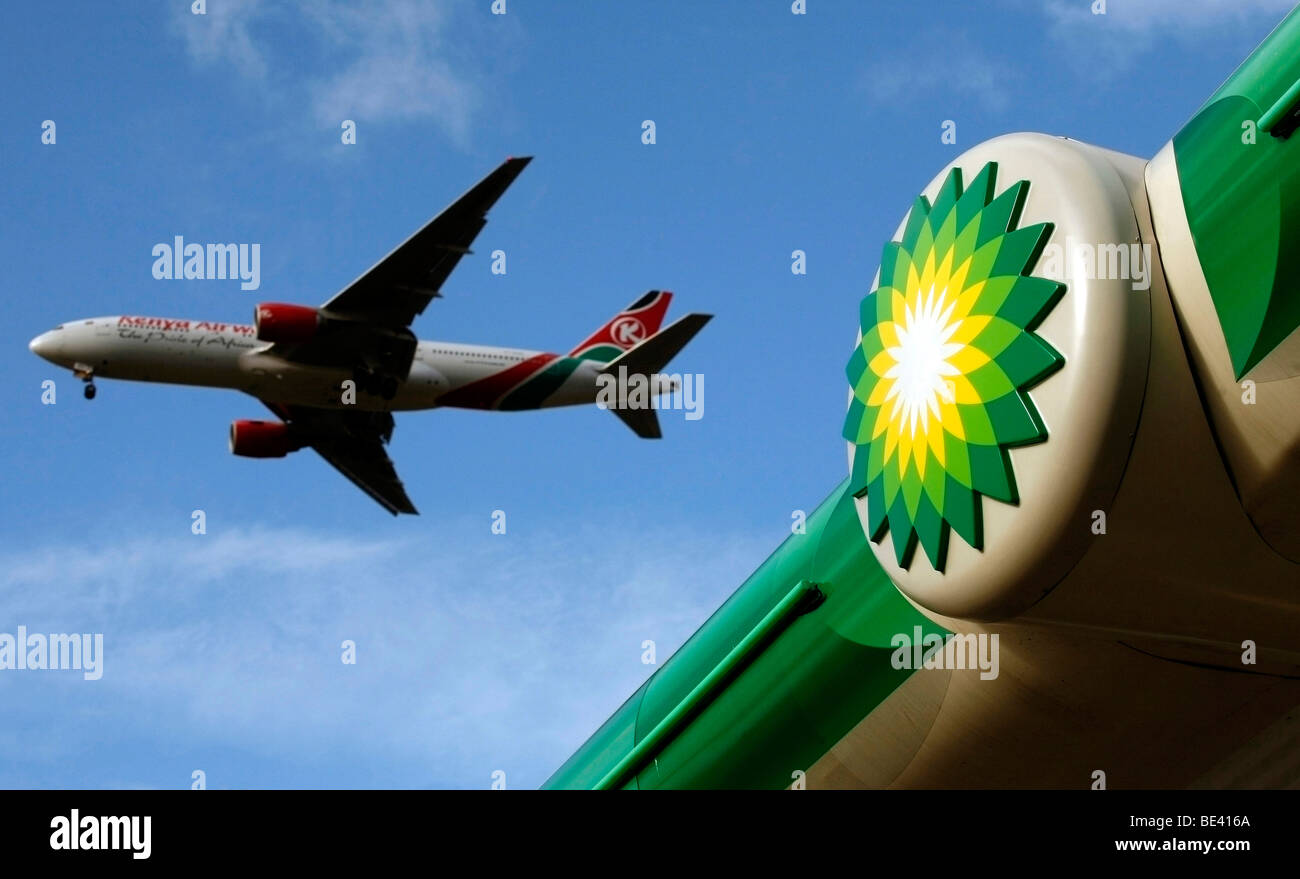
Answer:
[28,157,712,515]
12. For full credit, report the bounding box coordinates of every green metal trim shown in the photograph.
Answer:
[1172,6,1300,378]
[543,479,948,789]
[594,580,825,790]
[1258,74,1300,136]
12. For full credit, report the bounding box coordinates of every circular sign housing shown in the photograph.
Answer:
[845,133,1151,620]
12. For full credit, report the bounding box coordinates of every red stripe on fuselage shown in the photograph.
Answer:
[437,353,559,409]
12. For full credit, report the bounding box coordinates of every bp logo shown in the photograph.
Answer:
[844,162,1066,572]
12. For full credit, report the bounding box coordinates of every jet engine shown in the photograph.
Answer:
[253,303,320,344]
[228,419,302,458]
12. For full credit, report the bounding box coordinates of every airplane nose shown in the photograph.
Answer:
[29,331,59,361]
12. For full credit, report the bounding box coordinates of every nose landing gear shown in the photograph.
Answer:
[73,362,96,400]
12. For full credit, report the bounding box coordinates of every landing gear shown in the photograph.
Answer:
[74,362,96,400]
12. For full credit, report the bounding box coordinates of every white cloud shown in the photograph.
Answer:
[1045,0,1297,36]
[1041,0,1296,70]
[0,521,768,787]
[170,0,486,142]
[861,32,1012,112]
[300,0,479,138]
[173,0,270,80]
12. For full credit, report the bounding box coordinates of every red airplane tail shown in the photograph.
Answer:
[568,290,672,362]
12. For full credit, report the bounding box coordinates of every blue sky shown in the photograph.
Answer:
[1,0,1293,788]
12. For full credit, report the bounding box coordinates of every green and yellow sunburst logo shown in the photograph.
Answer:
[844,162,1066,572]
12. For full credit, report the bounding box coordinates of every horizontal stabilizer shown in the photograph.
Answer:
[599,313,712,377]
[600,313,710,439]
[611,406,662,439]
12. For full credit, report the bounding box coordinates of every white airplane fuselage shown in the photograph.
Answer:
[29,316,609,412]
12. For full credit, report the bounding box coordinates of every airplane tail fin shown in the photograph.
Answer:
[568,290,673,361]
[598,313,712,439]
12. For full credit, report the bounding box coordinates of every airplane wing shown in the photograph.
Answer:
[264,402,417,515]
[249,159,533,512]
[321,155,532,326]
[267,156,533,374]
